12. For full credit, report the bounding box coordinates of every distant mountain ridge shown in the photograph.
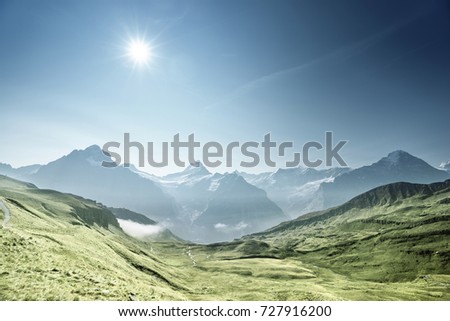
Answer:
[241,167,350,217]
[320,150,449,209]
[1,146,180,227]
[1,147,449,243]
[0,147,287,243]
[31,145,180,224]
[194,172,286,242]
[151,165,288,243]
[0,163,41,179]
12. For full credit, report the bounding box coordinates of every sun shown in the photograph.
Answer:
[127,38,152,66]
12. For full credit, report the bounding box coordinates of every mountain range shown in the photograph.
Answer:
[1,147,448,243]
[320,150,449,209]
[17,146,179,224]
[151,163,287,243]
[241,167,350,217]
[0,147,286,243]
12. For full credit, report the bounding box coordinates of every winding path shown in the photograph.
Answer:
[0,200,10,227]
[186,246,197,266]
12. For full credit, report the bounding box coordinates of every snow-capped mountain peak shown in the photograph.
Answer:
[162,161,211,184]
[321,150,450,209]
[184,161,211,175]
[60,144,112,167]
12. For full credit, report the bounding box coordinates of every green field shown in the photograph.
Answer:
[1,175,449,300]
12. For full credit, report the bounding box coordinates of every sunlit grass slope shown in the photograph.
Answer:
[0,175,188,300]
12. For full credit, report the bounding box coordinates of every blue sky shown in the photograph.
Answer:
[1,0,449,174]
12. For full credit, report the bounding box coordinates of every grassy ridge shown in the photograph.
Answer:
[246,181,450,285]
[0,176,188,300]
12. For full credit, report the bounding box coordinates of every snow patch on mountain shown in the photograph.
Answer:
[440,161,450,172]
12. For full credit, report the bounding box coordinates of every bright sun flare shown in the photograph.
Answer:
[127,39,151,65]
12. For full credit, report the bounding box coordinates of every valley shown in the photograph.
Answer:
[1,175,449,300]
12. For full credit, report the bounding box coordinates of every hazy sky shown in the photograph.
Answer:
[1,0,449,174]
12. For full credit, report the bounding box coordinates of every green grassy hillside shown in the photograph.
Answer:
[1,175,449,300]
[0,175,188,300]
[245,180,450,285]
